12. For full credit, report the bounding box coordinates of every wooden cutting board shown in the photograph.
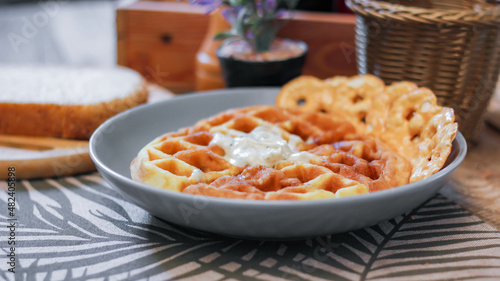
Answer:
[0,84,174,180]
[0,135,95,180]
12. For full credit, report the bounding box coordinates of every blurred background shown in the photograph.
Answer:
[0,0,350,67]
[0,0,128,66]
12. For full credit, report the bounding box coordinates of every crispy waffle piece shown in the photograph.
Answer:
[276,75,387,136]
[381,88,458,182]
[130,130,244,193]
[131,106,411,200]
[384,81,419,105]
[275,76,338,114]
[184,164,369,200]
[308,135,411,192]
[325,75,387,136]
[276,75,458,183]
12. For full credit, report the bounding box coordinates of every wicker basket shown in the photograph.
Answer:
[346,0,500,142]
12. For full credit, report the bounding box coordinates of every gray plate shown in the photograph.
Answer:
[89,88,467,240]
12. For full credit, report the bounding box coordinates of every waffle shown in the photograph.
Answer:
[276,75,458,182]
[131,106,412,200]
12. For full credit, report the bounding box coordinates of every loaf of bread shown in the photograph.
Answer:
[0,66,148,139]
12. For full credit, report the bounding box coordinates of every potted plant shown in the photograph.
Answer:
[191,0,308,87]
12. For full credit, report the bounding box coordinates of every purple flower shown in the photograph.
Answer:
[189,0,215,4]
[188,0,299,52]
[190,0,223,13]
[264,0,277,11]
[255,0,279,18]
[275,8,286,18]
[221,7,238,24]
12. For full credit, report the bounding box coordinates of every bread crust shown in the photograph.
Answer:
[0,81,148,140]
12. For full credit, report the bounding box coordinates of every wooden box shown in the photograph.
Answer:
[117,2,357,93]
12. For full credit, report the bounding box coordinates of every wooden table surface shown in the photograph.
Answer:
[441,125,500,230]
[441,90,500,230]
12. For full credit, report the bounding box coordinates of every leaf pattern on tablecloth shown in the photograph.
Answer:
[1,174,500,281]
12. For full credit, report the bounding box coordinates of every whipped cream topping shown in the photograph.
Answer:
[209,125,317,167]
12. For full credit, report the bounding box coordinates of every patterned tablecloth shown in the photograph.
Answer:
[1,173,500,281]
[2,87,500,281]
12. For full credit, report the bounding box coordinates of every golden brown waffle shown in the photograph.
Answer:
[131,106,412,200]
[276,75,458,183]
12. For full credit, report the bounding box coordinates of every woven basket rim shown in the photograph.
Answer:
[347,0,500,25]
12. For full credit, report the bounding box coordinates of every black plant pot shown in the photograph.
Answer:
[216,41,308,88]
